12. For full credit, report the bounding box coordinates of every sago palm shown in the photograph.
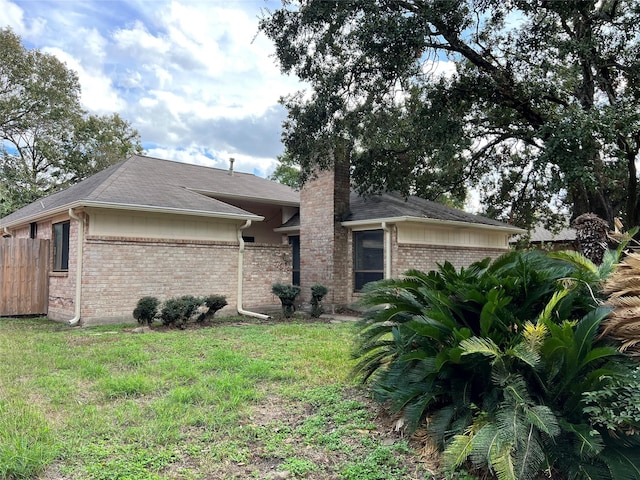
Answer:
[353,246,640,480]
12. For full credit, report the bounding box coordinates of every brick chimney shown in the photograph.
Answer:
[299,151,351,309]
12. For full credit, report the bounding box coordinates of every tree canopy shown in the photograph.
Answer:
[0,28,142,217]
[260,0,640,229]
[269,152,302,189]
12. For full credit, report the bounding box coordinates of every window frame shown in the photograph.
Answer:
[52,221,70,272]
[353,229,384,292]
[289,235,300,286]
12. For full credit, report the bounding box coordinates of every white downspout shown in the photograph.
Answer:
[67,208,84,326]
[381,222,392,279]
[3,227,12,237]
[237,220,271,319]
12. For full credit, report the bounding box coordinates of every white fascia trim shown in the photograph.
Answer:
[341,216,526,234]
[273,226,300,233]
[188,189,300,208]
[0,201,264,228]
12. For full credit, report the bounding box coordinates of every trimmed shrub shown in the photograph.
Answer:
[198,295,228,322]
[132,296,159,325]
[159,295,199,328]
[272,283,301,318]
[160,295,228,327]
[159,298,185,327]
[310,284,328,318]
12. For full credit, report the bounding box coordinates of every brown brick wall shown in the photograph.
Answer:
[12,213,291,325]
[80,236,290,325]
[17,215,79,322]
[396,243,509,276]
[243,243,293,308]
[299,157,351,307]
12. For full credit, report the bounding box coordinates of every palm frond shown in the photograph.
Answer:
[443,433,474,468]
[600,445,640,480]
[537,288,572,325]
[606,297,640,308]
[524,404,560,437]
[509,343,540,369]
[549,250,599,275]
[575,306,614,363]
[560,420,604,458]
[460,336,501,360]
[491,444,517,480]
[522,321,548,348]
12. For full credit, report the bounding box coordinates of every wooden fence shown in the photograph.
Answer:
[0,238,49,316]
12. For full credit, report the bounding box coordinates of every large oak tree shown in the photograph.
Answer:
[260,0,640,229]
[0,28,142,217]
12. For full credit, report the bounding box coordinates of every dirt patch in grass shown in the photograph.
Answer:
[192,387,432,480]
[40,387,433,480]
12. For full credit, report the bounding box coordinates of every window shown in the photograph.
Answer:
[353,230,384,292]
[289,235,300,286]
[29,222,37,239]
[53,221,70,271]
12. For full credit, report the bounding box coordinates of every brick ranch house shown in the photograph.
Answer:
[0,154,523,326]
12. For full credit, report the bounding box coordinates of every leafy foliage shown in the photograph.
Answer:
[0,28,142,218]
[260,1,640,228]
[160,298,190,328]
[132,296,160,325]
[158,295,226,328]
[269,152,301,190]
[199,295,228,322]
[310,284,328,318]
[353,249,640,479]
[272,283,302,318]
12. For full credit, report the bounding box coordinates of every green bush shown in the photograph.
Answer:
[310,284,328,318]
[198,295,228,322]
[132,296,159,325]
[272,283,301,318]
[160,295,200,328]
[353,248,640,480]
[159,295,227,327]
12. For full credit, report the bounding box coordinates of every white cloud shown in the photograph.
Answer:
[0,0,45,37]
[41,46,126,113]
[1,0,303,175]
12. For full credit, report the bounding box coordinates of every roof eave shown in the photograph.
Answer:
[0,200,263,229]
[341,216,526,234]
[189,189,300,208]
[273,226,300,233]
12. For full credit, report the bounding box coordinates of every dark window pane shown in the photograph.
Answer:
[354,271,384,292]
[353,230,384,292]
[53,221,70,271]
[289,235,300,286]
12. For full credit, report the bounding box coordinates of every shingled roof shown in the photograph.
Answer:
[345,192,516,229]
[0,155,300,228]
[278,192,521,232]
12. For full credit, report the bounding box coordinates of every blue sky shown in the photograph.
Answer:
[0,0,304,177]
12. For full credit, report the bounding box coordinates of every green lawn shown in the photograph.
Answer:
[0,317,427,480]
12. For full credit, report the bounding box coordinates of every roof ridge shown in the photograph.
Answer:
[134,154,257,178]
[85,157,131,199]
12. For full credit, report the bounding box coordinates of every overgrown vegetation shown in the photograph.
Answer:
[353,247,640,479]
[0,317,423,479]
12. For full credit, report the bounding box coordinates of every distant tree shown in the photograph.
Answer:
[260,0,640,229]
[0,28,142,217]
[269,152,301,190]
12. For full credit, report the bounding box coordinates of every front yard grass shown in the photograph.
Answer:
[0,317,427,479]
